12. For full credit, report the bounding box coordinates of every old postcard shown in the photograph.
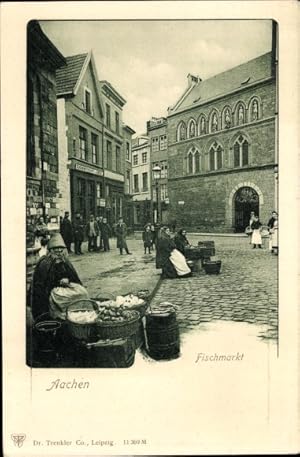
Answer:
[2,1,299,455]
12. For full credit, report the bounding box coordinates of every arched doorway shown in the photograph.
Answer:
[234,186,259,232]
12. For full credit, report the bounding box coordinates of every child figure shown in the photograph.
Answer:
[251,215,262,249]
[143,225,152,254]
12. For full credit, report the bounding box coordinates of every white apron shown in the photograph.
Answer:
[169,249,191,276]
[251,229,262,245]
[271,222,278,248]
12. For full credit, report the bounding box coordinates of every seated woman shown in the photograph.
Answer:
[29,233,83,320]
[156,226,191,279]
[174,228,190,255]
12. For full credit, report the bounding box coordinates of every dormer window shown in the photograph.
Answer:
[84,88,92,114]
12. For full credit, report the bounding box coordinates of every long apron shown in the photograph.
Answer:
[169,249,191,276]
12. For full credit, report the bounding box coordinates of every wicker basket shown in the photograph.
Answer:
[66,299,99,341]
[94,310,140,340]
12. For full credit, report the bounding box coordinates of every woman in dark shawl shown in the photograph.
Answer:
[174,229,190,255]
[156,227,191,279]
[30,233,81,320]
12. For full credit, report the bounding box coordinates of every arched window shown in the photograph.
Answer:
[209,141,223,171]
[233,135,249,167]
[189,120,196,138]
[177,122,186,141]
[194,151,201,173]
[199,115,206,135]
[187,147,201,174]
[188,152,193,173]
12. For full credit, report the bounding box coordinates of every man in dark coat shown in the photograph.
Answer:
[60,211,73,253]
[115,217,132,255]
[29,233,82,320]
[72,213,85,255]
[101,217,111,251]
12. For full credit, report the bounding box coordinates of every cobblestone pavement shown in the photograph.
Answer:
[150,235,278,342]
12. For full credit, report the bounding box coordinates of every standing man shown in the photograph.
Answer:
[72,213,85,255]
[86,214,99,252]
[101,217,111,252]
[60,211,73,254]
[96,216,104,251]
[115,217,132,255]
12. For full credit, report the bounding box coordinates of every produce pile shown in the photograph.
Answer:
[67,309,98,324]
[147,301,178,315]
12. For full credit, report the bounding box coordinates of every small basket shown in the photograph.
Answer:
[66,299,99,341]
[95,310,140,340]
[203,260,222,274]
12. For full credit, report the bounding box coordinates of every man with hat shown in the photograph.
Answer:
[115,217,132,255]
[29,233,82,320]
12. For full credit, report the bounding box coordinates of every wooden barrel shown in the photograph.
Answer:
[145,311,180,360]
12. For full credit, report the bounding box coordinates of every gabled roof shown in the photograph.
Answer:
[56,53,88,95]
[56,50,104,118]
[169,52,273,114]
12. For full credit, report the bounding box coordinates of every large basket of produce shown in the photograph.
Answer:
[203,260,222,275]
[66,299,99,341]
[94,301,140,340]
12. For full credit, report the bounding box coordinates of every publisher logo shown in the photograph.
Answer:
[11,434,26,448]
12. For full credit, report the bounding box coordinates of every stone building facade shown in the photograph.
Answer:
[167,50,277,232]
[123,124,136,227]
[26,21,66,228]
[146,117,169,223]
[131,135,152,228]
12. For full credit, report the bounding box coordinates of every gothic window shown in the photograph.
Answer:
[177,122,187,141]
[188,152,193,174]
[216,146,223,169]
[209,142,223,171]
[194,151,201,173]
[233,135,249,167]
[209,149,215,171]
[189,120,196,138]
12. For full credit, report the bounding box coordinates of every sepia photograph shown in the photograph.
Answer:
[26,19,279,368]
[2,2,299,455]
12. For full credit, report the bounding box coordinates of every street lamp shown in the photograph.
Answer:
[152,164,161,223]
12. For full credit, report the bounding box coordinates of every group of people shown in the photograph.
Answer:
[248,210,278,253]
[60,212,112,255]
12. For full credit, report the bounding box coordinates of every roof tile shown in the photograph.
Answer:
[56,53,88,95]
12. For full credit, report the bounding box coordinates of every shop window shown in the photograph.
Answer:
[91,133,98,164]
[79,126,87,160]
